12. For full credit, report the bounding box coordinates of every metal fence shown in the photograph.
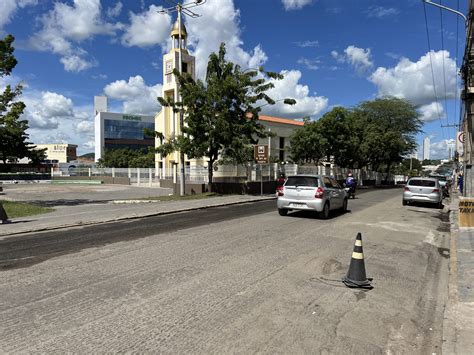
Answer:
[52,164,393,185]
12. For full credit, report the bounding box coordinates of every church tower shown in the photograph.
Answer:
[155,19,196,175]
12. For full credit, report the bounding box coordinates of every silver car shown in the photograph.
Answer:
[277,174,348,219]
[402,177,443,208]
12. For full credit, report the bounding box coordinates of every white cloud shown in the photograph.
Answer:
[185,0,268,78]
[331,45,373,73]
[107,1,123,18]
[419,102,445,122]
[261,70,328,119]
[430,139,455,160]
[104,75,162,115]
[282,0,313,11]
[83,139,95,150]
[297,57,320,70]
[0,0,37,30]
[295,40,319,48]
[28,0,121,72]
[22,91,75,129]
[76,120,94,134]
[344,46,373,72]
[369,50,457,105]
[121,5,171,48]
[60,54,97,72]
[365,6,400,19]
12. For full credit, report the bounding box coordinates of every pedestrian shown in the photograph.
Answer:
[0,202,10,224]
[276,173,286,187]
[458,173,464,194]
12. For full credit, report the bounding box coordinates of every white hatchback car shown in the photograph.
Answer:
[276,174,348,219]
[402,177,443,208]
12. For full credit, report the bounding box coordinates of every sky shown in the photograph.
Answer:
[0,0,467,159]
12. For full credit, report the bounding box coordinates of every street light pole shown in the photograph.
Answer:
[158,0,206,196]
[177,5,185,196]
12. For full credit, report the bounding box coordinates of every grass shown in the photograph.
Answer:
[140,192,223,201]
[1,201,54,218]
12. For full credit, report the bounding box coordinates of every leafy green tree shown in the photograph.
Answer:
[0,35,45,164]
[317,107,364,168]
[288,118,324,164]
[97,148,154,168]
[157,43,295,191]
[354,97,422,177]
[394,158,422,175]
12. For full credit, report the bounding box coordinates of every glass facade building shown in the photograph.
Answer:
[95,112,156,162]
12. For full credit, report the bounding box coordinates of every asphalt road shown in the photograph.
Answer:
[0,189,450,353]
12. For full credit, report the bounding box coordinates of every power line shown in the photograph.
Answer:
[423,1,447,140]
[454,0,460,133]
[439,1,450,132]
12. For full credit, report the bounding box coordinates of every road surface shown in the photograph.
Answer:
[0,189,450,353]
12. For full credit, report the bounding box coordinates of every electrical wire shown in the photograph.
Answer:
[423,1,446,140]
[454,0,460,134]
[439,1,450,134]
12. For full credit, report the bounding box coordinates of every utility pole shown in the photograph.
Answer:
[461,1,474,196]
[158,0,206,196]
[424,0,471,196]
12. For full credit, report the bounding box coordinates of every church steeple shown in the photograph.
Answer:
[170,19,187,50]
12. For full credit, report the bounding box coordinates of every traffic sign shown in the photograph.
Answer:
[254,144,269,164]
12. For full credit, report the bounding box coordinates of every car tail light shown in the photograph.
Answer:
[432,188,439,193]
[315,187,324,198]
[404,187,410,191]
[276,186,284,196]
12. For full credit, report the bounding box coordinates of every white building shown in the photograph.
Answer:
[94,96,155,162]
[423,137,430,161]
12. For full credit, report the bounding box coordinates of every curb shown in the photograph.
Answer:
[0,196,276,238]
[442,195,459,354]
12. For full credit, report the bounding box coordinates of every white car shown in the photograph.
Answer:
[276,174,348,219]
[402,177,443,208]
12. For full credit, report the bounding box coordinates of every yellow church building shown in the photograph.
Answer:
[154,19,304,177]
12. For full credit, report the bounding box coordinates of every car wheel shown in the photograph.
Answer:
[402,199,407,206]
[278,208,288,216]
[319,203,330,219]
[342,198,348,212]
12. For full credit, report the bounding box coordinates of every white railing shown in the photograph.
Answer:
[52,164,393,186]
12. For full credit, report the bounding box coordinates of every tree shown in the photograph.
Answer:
[354,97,422,177]
[97,148,154,168]
[394,158,422,176]
[0,35,45,164]
[157,43,295,191]
[288,118,325,164]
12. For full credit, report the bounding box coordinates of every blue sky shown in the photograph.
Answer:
[0,0,467,158]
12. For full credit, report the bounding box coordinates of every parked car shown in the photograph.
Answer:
[402,177,443,208]
[429,174,450,197]
[276,174,348,219]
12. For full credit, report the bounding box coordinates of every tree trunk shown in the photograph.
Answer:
[385,161,392,183]
[207,159,214,193]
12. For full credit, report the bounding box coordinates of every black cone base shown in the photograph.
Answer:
[342,276,373,289]
[0,204,8,221]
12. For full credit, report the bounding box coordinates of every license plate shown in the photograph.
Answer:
[291,203,305,207]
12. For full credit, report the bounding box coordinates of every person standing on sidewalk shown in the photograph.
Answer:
[0,202,10,224]
[458,172,464,194]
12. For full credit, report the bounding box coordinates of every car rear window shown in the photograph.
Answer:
[285,176,319,187]
[408,179,436,187]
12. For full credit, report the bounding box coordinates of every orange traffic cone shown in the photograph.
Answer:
[342,232,373,289]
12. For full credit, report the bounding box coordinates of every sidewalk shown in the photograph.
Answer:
[0,195,276,238]
[443,193,474,354]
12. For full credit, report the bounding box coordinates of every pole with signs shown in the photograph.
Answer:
[254,144,269,196]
